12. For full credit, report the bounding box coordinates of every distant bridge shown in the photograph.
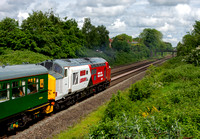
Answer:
[152,50,177,57]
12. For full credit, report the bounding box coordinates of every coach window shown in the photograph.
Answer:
[0,83,10,102]
[27,78,38,95]
[40,79,44,90]
[21,80,26,95]
[12,81,25,99]
[86,70,88,75]
[94,75,97,81]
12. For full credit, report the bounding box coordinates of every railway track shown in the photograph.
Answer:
[1,57,171,139]
[111,56,171,86]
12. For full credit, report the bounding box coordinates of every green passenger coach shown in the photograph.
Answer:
[0,64,49,130]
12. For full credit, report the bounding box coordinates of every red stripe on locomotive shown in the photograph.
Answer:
[80,77,87,83]
[80,70,86,76]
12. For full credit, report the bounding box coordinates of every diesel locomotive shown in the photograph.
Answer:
[0,57,111,131]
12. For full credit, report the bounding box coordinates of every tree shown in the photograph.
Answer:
[177,20,200,56]
[21,11,60,55]
[114,34,132,42]
[82,18,97,48]
[0,17,18,31]
[60,18,85,58]
[193,21,200,35]
[112,38,130,52]
[21,10,84,58]
[111,34,132,52]
[82,18,109,49]
[165,42,173,51]
[139,28,163,50]
[96,25,109,50]
[0,17,36,51]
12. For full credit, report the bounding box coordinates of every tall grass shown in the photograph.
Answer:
[89,57,200,138]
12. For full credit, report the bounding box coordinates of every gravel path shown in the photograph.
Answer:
[11,71,146,139]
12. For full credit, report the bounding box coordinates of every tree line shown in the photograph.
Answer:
[0,10,172,62]
[112,29,173,55]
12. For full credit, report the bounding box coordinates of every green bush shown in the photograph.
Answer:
[103,91,132,120]
[129,79,153,101]
[0,49,50,65]
[184,47,200,66]
[89,57,200,138]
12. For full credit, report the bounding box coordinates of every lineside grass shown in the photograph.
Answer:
[53,104,107,139]
[53,88,131,139]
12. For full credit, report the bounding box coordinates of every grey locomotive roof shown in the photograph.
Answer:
[0,64,48,81]
[39,57,107,80]
[54,57,107,67]
[49,71,63,80]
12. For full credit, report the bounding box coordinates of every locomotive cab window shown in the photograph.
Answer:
[0,83,10,102]
[53,64,62,74]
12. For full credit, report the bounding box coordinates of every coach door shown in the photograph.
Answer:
[63,68,69,95]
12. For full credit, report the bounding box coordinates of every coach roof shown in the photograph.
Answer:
[0,64,48,81]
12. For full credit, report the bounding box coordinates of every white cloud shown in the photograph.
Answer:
[163,37,178,43]
[140,17,160,27]
[77,0,134,7]
[17,11,29,25]
[148,0,189,6]
[110,19,126,29]
[157,23,175,32]
[17,11,29,19]
[74,5,126,17]
[167,34,172,38]
[29,0,57,12]
[175,4,191,17]
[134,0,149,5]
[0,0,12,12]
[193,8,200,20]
[132,33,140,38]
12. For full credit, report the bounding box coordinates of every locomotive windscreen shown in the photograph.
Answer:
[45,61,53,70]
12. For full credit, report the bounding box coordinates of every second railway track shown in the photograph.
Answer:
[111,56,171,86]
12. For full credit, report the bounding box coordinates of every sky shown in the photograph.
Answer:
[0,0,200,47]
